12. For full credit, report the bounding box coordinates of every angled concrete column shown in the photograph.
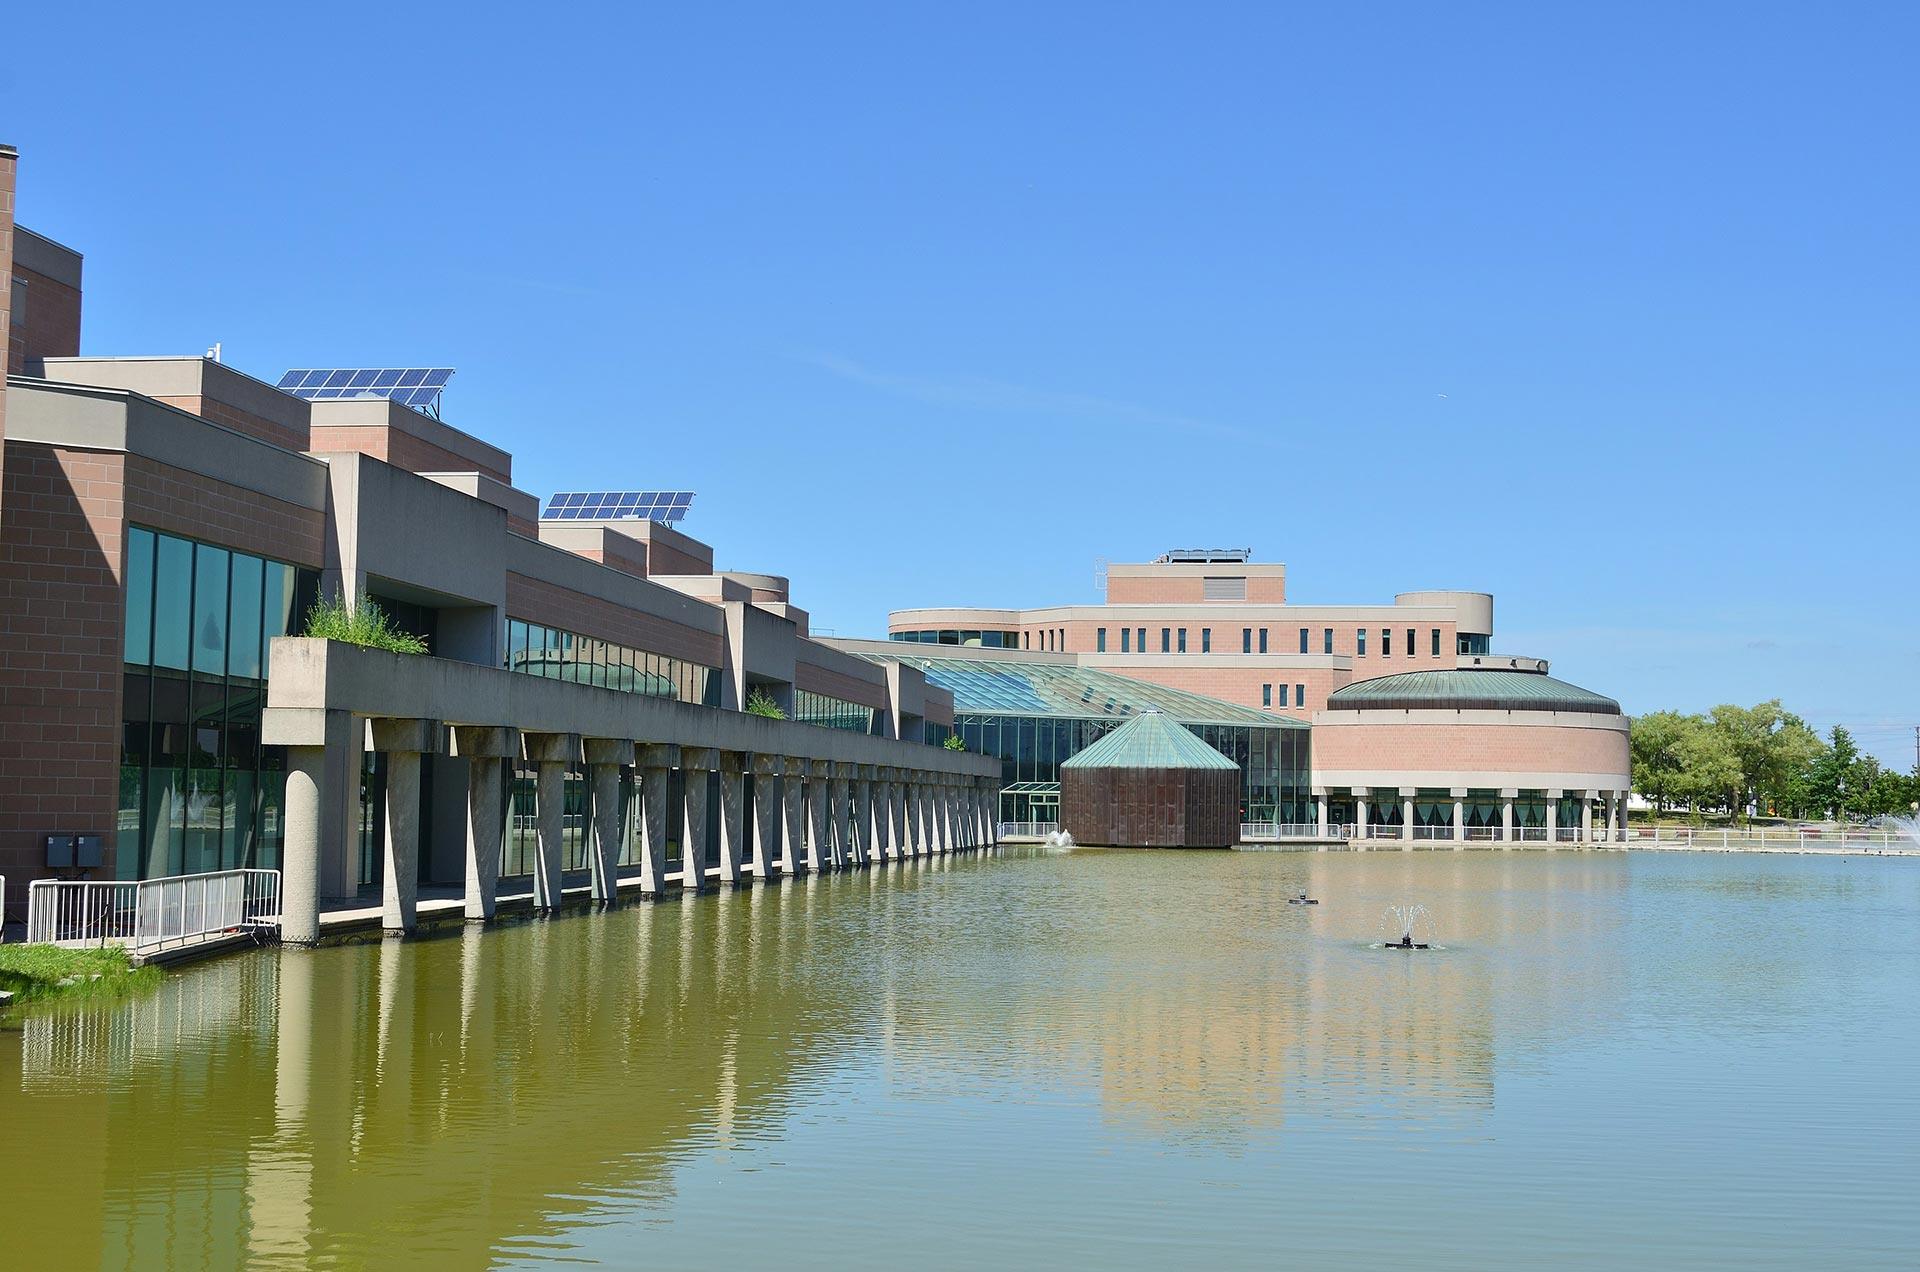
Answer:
[453,726,519,922]
[804,760,830,873]
[586,738,633,906]
[1545,789,1561,843]
[1451,789,1466,844]
[1401,790,1416,843]
[889,773,908,860]
[1501,789,1517,844]
[680,747,718,891]
[832,765,856,869]
[982,780,999,846]
[523,732,582,913]
[637,744,679,895]
[371,718,442,935]
[908,781,926,858]
[717,752,748,887]
[875,772,898,861]
[937,780,954,854]
[860,767,885,864]
[751,754,784,880]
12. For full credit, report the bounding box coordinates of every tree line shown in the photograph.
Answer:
[1632,701,1919,822]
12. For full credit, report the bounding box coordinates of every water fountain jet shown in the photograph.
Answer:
[1380,903,1432,950]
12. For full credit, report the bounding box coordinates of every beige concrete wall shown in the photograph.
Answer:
[1310,709,1629,791]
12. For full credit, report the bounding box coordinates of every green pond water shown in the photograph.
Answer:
[3,848,1917,1270]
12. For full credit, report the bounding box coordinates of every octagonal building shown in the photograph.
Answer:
[1060,710,1241,848]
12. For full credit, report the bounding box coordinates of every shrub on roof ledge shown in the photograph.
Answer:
[303,596,430,655]
[745,688,786,719]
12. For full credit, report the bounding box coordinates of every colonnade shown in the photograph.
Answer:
[283,719,1001,945]
[1308,786,1630,844]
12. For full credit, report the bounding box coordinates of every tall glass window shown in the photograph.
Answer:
[1407,628,1415,659]
[1323,628,1333,654]
[119,527,316,880]
[1160,628,1171,653]
[1258,629,1268,654]
[1096,628,1107,653]
[1431,628,1441,657]
[1383,628,1393,657]
[1177,628,1187,653]
[1136,627,1145,653]
[793,689,877,733]
[1201,628,1211,654]
[1121,628,1131,653]
[1262,684,1272,707]
[1356,628,1367,657]
[1278,684,1289,707]
[1242,628,1252,654]
[1299,627,1308,654]
[1296,683,1306,707]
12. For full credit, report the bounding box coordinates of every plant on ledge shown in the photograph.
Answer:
[303,596,430,655]
[744,688,787,720]
[942,733,967,751]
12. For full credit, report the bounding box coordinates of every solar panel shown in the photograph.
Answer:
[276,368,455,417]
[541,490,695,525]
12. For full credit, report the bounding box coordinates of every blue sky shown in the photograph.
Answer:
[7,3,1916,764]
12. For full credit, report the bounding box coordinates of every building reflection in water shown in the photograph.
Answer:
[0,851,1634,1266]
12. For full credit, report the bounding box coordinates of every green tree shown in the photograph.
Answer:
[1673,720,1740,817]
[1631,710,1696,815]
[1803,725,1857,819]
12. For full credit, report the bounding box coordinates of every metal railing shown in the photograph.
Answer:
[26,869,281,955]
[999,821,1061,839]
[1630,826,1914,851]
[1239,823,1354,841]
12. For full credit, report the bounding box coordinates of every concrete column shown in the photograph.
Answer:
[1545,789,1561,844]
[371,718,441,935]
[855,773,879,865]
[585,738,633,905]
[1501,789,1517,844]
[637,744,679,895]
[453,726,518,922]
[806,760,831,872]
[1451,788,1466,844]
[681,747,718,891]
[893,775,911,860]
[270,707,358,945]
[1616,793,1629,843]
[523,732,582,913]
[779,757,810,876]
[1356,793,1370,840]
[1315,792,1329,838]
[938,780,955,854]
[983,780,1000,846]
[877,772,899,861]
[910,780,928,857]
[718,752,748,887]
[1579,791,1593,842]
[1401,790,1415,843]
[751,754,783,880]
[833,766,857,868]
[1603,791,1619,842]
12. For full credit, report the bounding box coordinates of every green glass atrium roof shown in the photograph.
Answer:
[1326,668,1621,715]
[867,653,1306,729]
[1059,711,1239,771]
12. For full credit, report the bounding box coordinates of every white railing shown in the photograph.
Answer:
[999,821,1061,839]
[1239,823,1353,841]
[26,869,281,955]
[1630,827,1914,851]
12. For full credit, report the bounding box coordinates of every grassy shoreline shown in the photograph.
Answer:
[0,943,161,1008]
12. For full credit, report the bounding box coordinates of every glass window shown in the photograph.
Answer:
[1120,627,1131,653]
[1136,627,1145,653]
[1323,628,1333,654]
[153,533,194,671]
[1356,628,1367,657]
[1201,628,1211,654]
[1262,684,1272,707]
[1278,683,1289,707]
[1383,628,1393,657]
[1432,628,1441,657]
[1258,628,1268,654]
[1160,628,1170,653]
[1296,683,1306,707]
[124,527,155,666]
[1299,627,1308,655]
[1407,628,1415,658]
[191,544,230,677]
[228,553,264,681]
[1096,627,1107,653]
[1242,628,1251,654]
[1177,628,1187,654]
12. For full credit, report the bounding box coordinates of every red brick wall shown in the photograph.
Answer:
[0,445,128,879]
[124,457,325,568]
[10,264,83,373]
[307,424,511,484]
[154,395,308,453]
[795,659,889,709]
[1312,717,1629,780]
[644,540,711,576]
[505,572,726,670]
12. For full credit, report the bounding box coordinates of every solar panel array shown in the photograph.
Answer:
[542,491,695,524]
[276,368,454,412]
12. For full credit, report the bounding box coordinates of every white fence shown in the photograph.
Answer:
[1630,826,1915,851]
[26,869,281,955]
[999,822,1061,840]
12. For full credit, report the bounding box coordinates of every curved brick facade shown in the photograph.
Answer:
[1310,710,1629,791]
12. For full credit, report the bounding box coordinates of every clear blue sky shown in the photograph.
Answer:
[7,3,1916,765]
